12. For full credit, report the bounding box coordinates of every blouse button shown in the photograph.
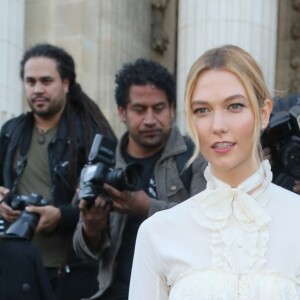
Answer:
[237,242,243,248]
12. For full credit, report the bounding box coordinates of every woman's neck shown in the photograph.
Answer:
[211,161,260,188]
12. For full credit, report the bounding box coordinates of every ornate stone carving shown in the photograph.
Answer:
[290,53,300,69]
[290,74,300,94]
[151,0,169,55]
[152,0,168,9]
[292,0,300,11]
[291,20,300,39]
[289,1,300,93]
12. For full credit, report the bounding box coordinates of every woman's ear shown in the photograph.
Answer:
[261,98,273,129]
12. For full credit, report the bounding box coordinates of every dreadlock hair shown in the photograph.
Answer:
[20,43,116,188]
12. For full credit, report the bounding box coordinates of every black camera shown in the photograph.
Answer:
[261,105,300,180]
[5,192,49,240]
[79,134,143,204]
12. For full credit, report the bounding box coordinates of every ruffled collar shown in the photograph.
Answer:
[191,160,273,272]
[191,160,273,231]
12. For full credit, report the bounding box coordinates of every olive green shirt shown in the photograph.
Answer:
[16,126,64,267]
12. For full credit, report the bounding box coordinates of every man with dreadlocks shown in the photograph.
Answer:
[0,43,116,299]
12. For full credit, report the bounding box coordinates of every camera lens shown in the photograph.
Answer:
[106,163,143,191]
[282,142,300,179]
[6,211,40,240]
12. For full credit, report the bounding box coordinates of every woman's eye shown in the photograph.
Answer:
[229,103,244,110]
[193,107,208,114]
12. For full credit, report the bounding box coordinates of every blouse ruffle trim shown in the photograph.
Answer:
[191,160,273,272]
[169,268,300,300]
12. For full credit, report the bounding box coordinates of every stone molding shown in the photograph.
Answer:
[151,0,169,55]
[290,1,300,93]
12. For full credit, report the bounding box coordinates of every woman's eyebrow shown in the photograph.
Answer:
[192,94,247,104]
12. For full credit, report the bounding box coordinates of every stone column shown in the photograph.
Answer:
[0,0,25,126]
[25,0,152,137]
[176,0,278,132]
[96,0,152,136]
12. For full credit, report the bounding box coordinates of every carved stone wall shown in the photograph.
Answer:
[150,0,177,74]
[276,0,300,95]
[25,0,154,137]
[7,0,297,133]
[290,0,300,93]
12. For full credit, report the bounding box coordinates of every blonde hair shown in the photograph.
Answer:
[185,45,271,165]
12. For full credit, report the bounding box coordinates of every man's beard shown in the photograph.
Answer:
[30,100,66,119]
[136,129,171,149]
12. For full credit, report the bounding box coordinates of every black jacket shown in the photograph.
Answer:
[0,112,82,229]
[0,236,54,300]
[0,111,102,265]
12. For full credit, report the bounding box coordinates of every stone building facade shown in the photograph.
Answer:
[0,0,299,136]
[276,0,300,95]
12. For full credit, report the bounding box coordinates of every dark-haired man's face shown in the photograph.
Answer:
[23,57,69,119]
[118,84,174,157]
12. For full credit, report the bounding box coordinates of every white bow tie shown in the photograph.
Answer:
[192,160,273,231]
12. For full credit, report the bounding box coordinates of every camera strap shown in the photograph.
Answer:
[8,116,34,194]
[175,136,194,194]
[0,113,31,189]
[57,234,72,279]
[10,156,27,195]
[0,132,9,185]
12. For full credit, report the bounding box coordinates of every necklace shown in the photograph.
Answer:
[37,128,48,145]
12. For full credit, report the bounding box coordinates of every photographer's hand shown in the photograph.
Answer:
[293,180,300,195]
[0,187,21,223]
[0,186,9,201]
[25,205,61,233]
[103,183,150,217]
[79,196,110,251]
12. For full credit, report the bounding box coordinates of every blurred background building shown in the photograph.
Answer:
[0,0,299,136]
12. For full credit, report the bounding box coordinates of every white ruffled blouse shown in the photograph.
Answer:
[129,160,300,300]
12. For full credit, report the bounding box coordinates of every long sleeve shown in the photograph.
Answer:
[73,217,110,263]
[130,161,300,300]
[129,219,169,300]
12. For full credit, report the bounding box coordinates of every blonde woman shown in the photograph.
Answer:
[129,45,300,299]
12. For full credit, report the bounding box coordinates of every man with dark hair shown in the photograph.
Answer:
[0,43,116,300]
[73,58,207,299]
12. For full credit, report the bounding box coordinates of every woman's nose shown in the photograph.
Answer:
[212,112,228,134]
